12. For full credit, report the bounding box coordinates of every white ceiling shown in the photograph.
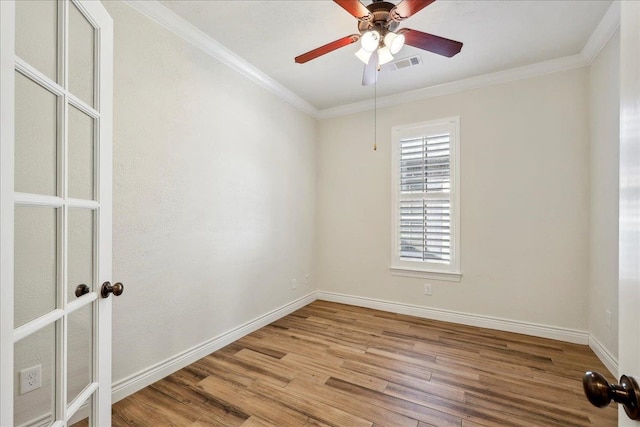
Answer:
[157,0,612,111]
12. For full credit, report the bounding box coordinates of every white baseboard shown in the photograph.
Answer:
[588,334,619,378]
[316,291,590,345]
[111,292,317,403]
[16,412,51,427]
[111,290,616,407]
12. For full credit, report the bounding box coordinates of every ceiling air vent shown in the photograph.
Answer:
[384,55,423,72]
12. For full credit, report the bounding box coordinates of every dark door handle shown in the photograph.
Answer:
[101,281,124,298]
[75,284,90,298]
[583,371,640,420]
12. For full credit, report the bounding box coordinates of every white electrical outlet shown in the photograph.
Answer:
[424,284,432,296]
[291,278,297,290]
[606,310,612,330]
[20,365,42,395]
[305,274,310,286]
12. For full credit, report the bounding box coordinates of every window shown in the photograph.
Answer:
[391,117,461,281]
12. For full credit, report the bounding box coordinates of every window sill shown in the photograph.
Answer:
[389,266,462,282]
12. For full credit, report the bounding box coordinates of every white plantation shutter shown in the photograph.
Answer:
[399,199,450,263]
[391,118,460,278]
[399,133,451,263]
[399,134,450,193]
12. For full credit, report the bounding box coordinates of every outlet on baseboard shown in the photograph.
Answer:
[305,274,310,286]
[291,278,297,290]
[20,365,41,394]
[424,284,432,296]
[605,310,612,330]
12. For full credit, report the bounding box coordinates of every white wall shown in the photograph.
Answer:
[102,2,316,385]
[89,1,618,395]
[589,31,620,362]
[316,69,591,331]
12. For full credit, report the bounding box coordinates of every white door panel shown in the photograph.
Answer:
[1,1,114,425]
[618,1,640,426]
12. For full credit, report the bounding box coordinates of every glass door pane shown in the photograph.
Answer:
[68,3,95,107]
[14,72,58,196]
[15,0,58,82]
[68,106,95,201]
[14,323,57,427]
[67,209,94,303]
[14,206,58,328]
[67,304,93,404]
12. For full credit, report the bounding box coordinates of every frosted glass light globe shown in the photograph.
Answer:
[384,31,405,55]
[360,31,381,52]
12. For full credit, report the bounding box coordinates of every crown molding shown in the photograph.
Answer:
[122,0,319,118]
[316,54,588,119]
[581,1,621,64]
[317,1,621,120]
[124,0,620,121]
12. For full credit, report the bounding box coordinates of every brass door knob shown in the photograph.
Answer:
[583,371,640,420]
[101,281,124,298]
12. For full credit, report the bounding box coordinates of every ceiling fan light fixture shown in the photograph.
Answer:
[360,30,381,52]
[355,47,373,64]
[384,31,405,55]
[378,46,394,65]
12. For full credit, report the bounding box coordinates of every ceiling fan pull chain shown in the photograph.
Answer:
[374,79,377,151]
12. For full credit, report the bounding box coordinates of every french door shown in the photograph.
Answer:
[0,0,114,425]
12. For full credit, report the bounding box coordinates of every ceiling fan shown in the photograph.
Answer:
[294,0,463,86]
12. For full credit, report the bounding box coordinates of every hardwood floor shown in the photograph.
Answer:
[109,301,617,426]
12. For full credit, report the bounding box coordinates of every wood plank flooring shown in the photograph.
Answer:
[109,301,617,426]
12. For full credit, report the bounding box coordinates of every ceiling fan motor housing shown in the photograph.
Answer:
[358,1,400,37]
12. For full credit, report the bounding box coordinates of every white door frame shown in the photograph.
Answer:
[0,0,16,425]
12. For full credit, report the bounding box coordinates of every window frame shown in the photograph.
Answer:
[390,116,461,282]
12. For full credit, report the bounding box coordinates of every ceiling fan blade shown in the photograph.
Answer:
[391,0,435,20]
[334,0,372,20]
[362,50,379,86]
[295,34,360,64]
[402,28,463,57]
